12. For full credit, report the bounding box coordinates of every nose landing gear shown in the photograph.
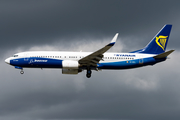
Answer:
[20,69,24,74]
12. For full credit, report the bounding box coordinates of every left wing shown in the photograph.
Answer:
[78,33,118,67]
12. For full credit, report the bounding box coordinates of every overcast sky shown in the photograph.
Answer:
[1,0,180,120]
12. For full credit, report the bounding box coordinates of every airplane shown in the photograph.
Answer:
[5,24,174,78]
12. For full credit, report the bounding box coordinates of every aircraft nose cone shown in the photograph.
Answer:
[5,58,10,64]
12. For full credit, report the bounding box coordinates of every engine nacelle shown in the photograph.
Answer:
[62,60,79,69]
[62,69,79,74]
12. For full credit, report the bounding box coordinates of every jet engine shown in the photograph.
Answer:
[62,60,81,74]
[62,60,79,69]
[62,69,80,74]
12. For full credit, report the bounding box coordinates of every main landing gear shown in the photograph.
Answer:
[86,68,92,78]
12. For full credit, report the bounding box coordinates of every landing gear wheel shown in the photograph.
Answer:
[20,70,24,74]
[86,68,92,78]
[86,73,91,78]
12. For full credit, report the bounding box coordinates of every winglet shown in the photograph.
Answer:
[107,33,119,46]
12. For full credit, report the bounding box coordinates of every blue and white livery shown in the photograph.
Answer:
[5,25,174,78]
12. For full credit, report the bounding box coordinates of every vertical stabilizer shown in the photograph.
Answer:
[131,24,172,54]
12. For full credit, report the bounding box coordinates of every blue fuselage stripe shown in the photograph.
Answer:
[9,57,166,69]
[10,57,63,68]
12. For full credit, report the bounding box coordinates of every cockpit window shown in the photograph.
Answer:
[13,55,18,57]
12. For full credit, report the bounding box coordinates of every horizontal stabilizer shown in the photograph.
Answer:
[153,50,174,59]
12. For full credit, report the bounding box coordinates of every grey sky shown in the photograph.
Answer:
[0,0,180,120]
[0,0,180,52]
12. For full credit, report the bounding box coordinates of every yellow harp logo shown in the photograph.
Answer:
[155,35,168,51]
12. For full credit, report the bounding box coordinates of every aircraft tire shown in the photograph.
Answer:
[86,69,92,78]
[86,73,91,78]
[20,71,24,74]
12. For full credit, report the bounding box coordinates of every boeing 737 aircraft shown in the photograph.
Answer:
[5,24,174,78]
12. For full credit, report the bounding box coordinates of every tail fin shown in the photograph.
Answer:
[131,24,172,54]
